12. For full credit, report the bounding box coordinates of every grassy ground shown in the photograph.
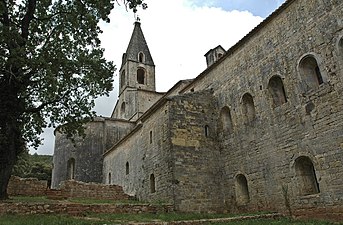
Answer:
[0,213,341,225]
[1,197,342,225]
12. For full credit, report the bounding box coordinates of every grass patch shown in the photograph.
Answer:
[0,214,108,225]
[0,214,341,225]
[86,212,272,223]
[212,217,342,225]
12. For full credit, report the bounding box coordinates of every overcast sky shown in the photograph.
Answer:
[30,0,286,155]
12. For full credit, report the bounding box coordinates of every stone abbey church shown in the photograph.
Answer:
[53,0,343,214]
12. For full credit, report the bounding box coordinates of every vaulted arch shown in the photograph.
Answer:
[294,156,320,196]
[299,55,323,90]
[242,93,256,123]
[235,174,250,205]
[219,106,233,135]
[268,76,287,107]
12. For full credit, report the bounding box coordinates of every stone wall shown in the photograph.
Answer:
[179,0,343,215]
[7,176,48,196]
[58,180,131,200]
[52,117,135,188]
[168,90,224,212]
[103,101,174,204]
[0,202,173,215]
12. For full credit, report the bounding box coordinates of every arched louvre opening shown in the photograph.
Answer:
[137,68,145,84]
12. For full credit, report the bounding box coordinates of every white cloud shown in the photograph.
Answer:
[32,0,263,155]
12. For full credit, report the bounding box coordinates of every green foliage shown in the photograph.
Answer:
[12,152,53,181]
[211,218,341,225]
[0,0,145,198]
[0,215,107,225]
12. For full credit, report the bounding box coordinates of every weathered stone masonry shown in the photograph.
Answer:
[53,0,343,218]
[181,0,343,213]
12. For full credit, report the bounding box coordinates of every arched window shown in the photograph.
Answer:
[204,125,209,137]
[219,107,233,135]
[268,76,287,107]
[137,68,145,84]
[108,173,112,184]
[67,158,75,180]
[150,174,156,193]
[120,70,125,88]
[126,162,129,175]
[242,93,256,123]
[339,38,343,60]
[138,52,145,63]
[121,102,126,116]
[299,55,323,90]
[149,130,153,144]
[235,174,250,205]
[294,156,320,196]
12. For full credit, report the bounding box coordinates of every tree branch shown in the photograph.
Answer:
[1,0,9,26]
[33,11,69,21]
[21,0,36,41]
[24,90,72,114]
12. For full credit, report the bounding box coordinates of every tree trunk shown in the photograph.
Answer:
[0,119,21,200]
[0,84,24,200]
[0,158,15,200]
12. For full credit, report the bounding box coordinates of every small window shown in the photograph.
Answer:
[268,76,287,107]
[204,125,209,137]
[294,156,320,196]
[120,70,125,88]
[126,162,129,175]
[339,38,343,58]
[138,52,145,63]
[299,55,323,90]
[219,106,233,135]
[137,68,145,84]
[67,158,75,180]
[235,174,250,205]
[242,93,256,123]
[149,131,153,144]
[218,53,223,58]
[150,174,156,193]
[108,173,112,184]
[121,102,126,116]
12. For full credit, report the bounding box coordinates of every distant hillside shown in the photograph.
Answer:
[12,152,53,183]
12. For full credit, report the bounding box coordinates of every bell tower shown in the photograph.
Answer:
[112,22,157,121]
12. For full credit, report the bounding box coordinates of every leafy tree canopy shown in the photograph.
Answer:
[12,151,53,182]
[0,0,146,199]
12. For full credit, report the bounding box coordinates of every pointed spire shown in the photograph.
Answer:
[122,22,154,68]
